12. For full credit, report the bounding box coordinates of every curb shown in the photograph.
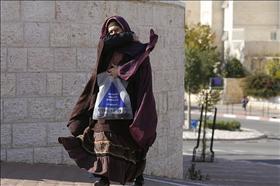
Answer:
[188,111,280,123]
[182,128,267,141]
[183,134,268,141]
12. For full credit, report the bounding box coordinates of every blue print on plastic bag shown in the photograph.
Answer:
[99,83,126,108]
[92,72,133,120]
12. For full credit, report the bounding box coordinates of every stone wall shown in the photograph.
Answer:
[222,78,245,104]
[0,1,185,179]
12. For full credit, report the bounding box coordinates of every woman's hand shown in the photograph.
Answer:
[107,64,118,78]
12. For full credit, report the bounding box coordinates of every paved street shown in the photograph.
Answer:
[183,116,280,185]
[184,138,280,163]
[186,116,280,161]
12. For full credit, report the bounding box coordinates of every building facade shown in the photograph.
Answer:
[1,1,185,179]
[185,0,280,71]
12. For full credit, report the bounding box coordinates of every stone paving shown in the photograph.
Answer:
[0,161,206,186]
[1,155,280,186]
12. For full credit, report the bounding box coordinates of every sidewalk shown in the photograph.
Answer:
[1,156,279,186]
[183,127,267,141]
[0,161,209,186]
[188,102,280,122]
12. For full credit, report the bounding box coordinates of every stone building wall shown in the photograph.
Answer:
[222,78,245,104]
[1,1,185,179]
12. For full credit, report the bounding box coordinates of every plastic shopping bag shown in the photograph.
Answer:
[92,72,133,120]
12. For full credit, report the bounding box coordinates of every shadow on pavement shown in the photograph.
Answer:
[0,161,93,183]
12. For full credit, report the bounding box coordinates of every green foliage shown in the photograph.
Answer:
[265,58,280,78]
[185,24,216,51]
[197,90,221,111]
[223,57,246,78]
[243,73,280,98]
[185,24,220,93]
[206,120,241,131]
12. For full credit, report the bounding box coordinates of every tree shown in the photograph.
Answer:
[185,23,220,128]
[223,57,246,78]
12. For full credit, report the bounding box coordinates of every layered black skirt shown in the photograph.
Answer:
[58,120,146,184]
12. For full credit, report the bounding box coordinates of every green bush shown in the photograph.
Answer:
[223,58,246,78]
[206,120,241,131]
[243,73,280,98]
[265,58,280,78]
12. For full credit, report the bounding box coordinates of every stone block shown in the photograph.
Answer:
[116,2,139,27]
[70,24,94,47]
[104,2,120,19]
[7,48,27,72]
[28,98,55,120]
[166,28,184,49]
[22,1,55,22]
[24,22,49,47]
[168,91,184,111]
[223,78,245,104]
[34,147,62,164]
[1,73,16,97]
[13,123,47,147]
[146,141,158,160]
[172,48,185,70]
[62,149,75,165]
[1,48,7,72]
[55,96,77,121]
[62,73,88,96]
[47,122,71,145]
[155,70,172,92]
[165,155,183,178]
[177,67,185,88]
[78,2,105,24]
[137,3,154,26]
[1,99,3,123]
[156,28,167,49]
[92,26,100,48]
[77,48,96,71]
[50,23,71,47]
[152,71,163,93]
[157,132,168,159]
[17,73,46,96]
[168,111,182,130]
[3,98,28,122]
[0,23,23,47]
[164,70,178,91]
[135,27,150,44]
[153,6,171,27]
[28,48,54,72]
[155,92,168,114]
[54,48,76,71]
[1,124,11,147]
[55,1,80,22]
[1,148,6,161]
[7,148,33,163]
[1,1,20,22]
[149,47,161,71]
[47,73,62,96]
[159,48,174,70]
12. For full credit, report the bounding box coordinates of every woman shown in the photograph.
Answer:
[58,16,158,186]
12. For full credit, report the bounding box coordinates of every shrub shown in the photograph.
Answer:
[223,58,246,78]
[196,89,221,111]
[265,58,280,78]
[206,120,241,131]
[243,73,280,98]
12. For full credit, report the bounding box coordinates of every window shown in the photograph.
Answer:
[271,32,277,41]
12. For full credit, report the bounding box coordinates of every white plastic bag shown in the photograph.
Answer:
[92,72,133,120]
